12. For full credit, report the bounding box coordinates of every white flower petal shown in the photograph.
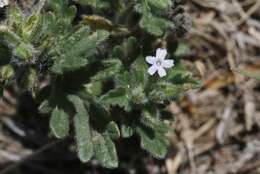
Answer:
[145,56,157,65]
[162,59,174,69]
[0,0,7,7]
[156,48,167,59]
[158,67,167,77]
[148,65,158,75]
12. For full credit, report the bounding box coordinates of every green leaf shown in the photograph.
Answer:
[131,57,149,86]
[107,121,120,139]
[26,14,45,43]
[100,87,131,111]
[137,126,169,159]
[84,81,103,96]
[0,26,35,61]
[130,86,148,105]
[48,0,77,26]
[75,0,110,9]
[140,12,174,36]
[69,95,93,162]
[51,28,109,74]
[115,71,131,88]
[23,14,42,41]
[50,107,70,138]
[19,68,37,90]
[148,82,188,102]
[92,131,118,168]
[68,95,87,113]
[166,64,201,88]
[0,26,20,45]
[39,100,52,114]
[42,12,57,36]
[111,37,139,61]
[91,59,123,81]
[140,109,170,134]
[236,69,260,81]
[114,70,149,105]
[0,65,14,81]
[64,5,77,26]
[74,113,93,162]
[8,4,24,33]
[146,0,172,11]
[48,0,67,12]
[174,43,189,57]
[121,124,134,138]
[14,42,35,60]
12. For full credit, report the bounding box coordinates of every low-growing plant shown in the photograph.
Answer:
[0,0,199,168]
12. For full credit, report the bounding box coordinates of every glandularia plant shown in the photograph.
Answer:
[0,0,199,168]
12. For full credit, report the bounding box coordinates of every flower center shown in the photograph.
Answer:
[156,60,162,66]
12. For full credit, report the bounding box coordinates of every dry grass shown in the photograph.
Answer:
[166,0,260,173]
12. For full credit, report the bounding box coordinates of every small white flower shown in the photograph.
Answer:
[146,48,174,77]
[0,0,8,8]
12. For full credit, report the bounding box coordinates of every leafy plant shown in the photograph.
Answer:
[0,0,199,168]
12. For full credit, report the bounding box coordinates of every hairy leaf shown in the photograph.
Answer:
[111,37,139,61]
[51,28,109,74]
[140,12,174,36]
[107,121,120,139]
[50,107,70,138]
[92,131,118,168]
[69,95,93,162]
[131,57,149,86]
[141,109,170,134]
[75,0,110,9]
[137,126,169,159]
[39,100,52,114]
[92,59,123,81]
[121,124,134,138]
[146,0,172,10]
[100,87,131,111]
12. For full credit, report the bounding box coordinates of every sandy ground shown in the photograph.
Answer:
[166,0,260,173]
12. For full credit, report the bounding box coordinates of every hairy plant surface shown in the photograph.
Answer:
[0,0,199,168]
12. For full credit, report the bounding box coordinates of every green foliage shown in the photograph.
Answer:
[69,95,94,162]
[146,0,172,10]
[136,0,174,36]
[92,59,122,81]
[50,107,70,138]
[75,0,111,10]
[51,27,109,74]
[0,0,198,168]
[92,131,118,168]
[237,69,260,81]
[140,11,174,36]
[137,126,169,158]
[100,87,131,111]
